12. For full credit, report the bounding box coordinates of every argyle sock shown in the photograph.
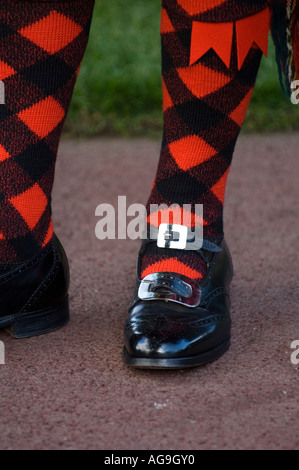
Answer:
[0,0,94,265]
[141,0,270,282]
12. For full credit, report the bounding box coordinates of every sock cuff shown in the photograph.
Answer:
[0,0,94,32]
[163,0,270,24]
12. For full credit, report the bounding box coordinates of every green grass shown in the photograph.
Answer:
[245,41,299,132]
[64,0,298,137]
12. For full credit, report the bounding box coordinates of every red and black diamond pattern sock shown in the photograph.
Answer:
[0,0,94,265]
[141,0,270,283]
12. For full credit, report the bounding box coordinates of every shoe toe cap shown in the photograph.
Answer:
[124,301,230,360]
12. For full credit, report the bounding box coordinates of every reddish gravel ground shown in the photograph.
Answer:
[0,134,298,450]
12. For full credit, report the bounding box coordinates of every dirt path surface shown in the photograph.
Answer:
[0,135,298,450]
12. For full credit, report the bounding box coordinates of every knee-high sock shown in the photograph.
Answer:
[141,0,270,282]
[0,0,94,265]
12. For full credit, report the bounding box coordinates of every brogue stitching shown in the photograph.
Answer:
[203,287,228,306]
[0,243,53,284]
[130,315,229,328]
[20,244,60,312]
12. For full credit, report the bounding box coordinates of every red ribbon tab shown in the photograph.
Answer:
[190,7,270,70]
[190,21,233,68]
[236,7,270,70]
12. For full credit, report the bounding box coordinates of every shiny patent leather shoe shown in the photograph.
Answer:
[123,231,233,369]
[0,235,70,338]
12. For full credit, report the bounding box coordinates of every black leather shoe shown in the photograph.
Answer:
[123,237,233,369]
[0,235,70,338]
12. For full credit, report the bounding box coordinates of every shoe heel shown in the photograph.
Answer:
[6,297,70,339]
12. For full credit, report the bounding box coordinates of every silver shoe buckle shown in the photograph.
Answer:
[138,272,201,308]
[157,224,188,250]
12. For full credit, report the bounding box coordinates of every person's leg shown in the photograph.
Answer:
[124,0,270,369]
[142,0,270,283]
[0,0,94,337]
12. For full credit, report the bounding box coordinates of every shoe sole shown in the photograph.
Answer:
[0,296,70,339]
[123,338,231,370]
